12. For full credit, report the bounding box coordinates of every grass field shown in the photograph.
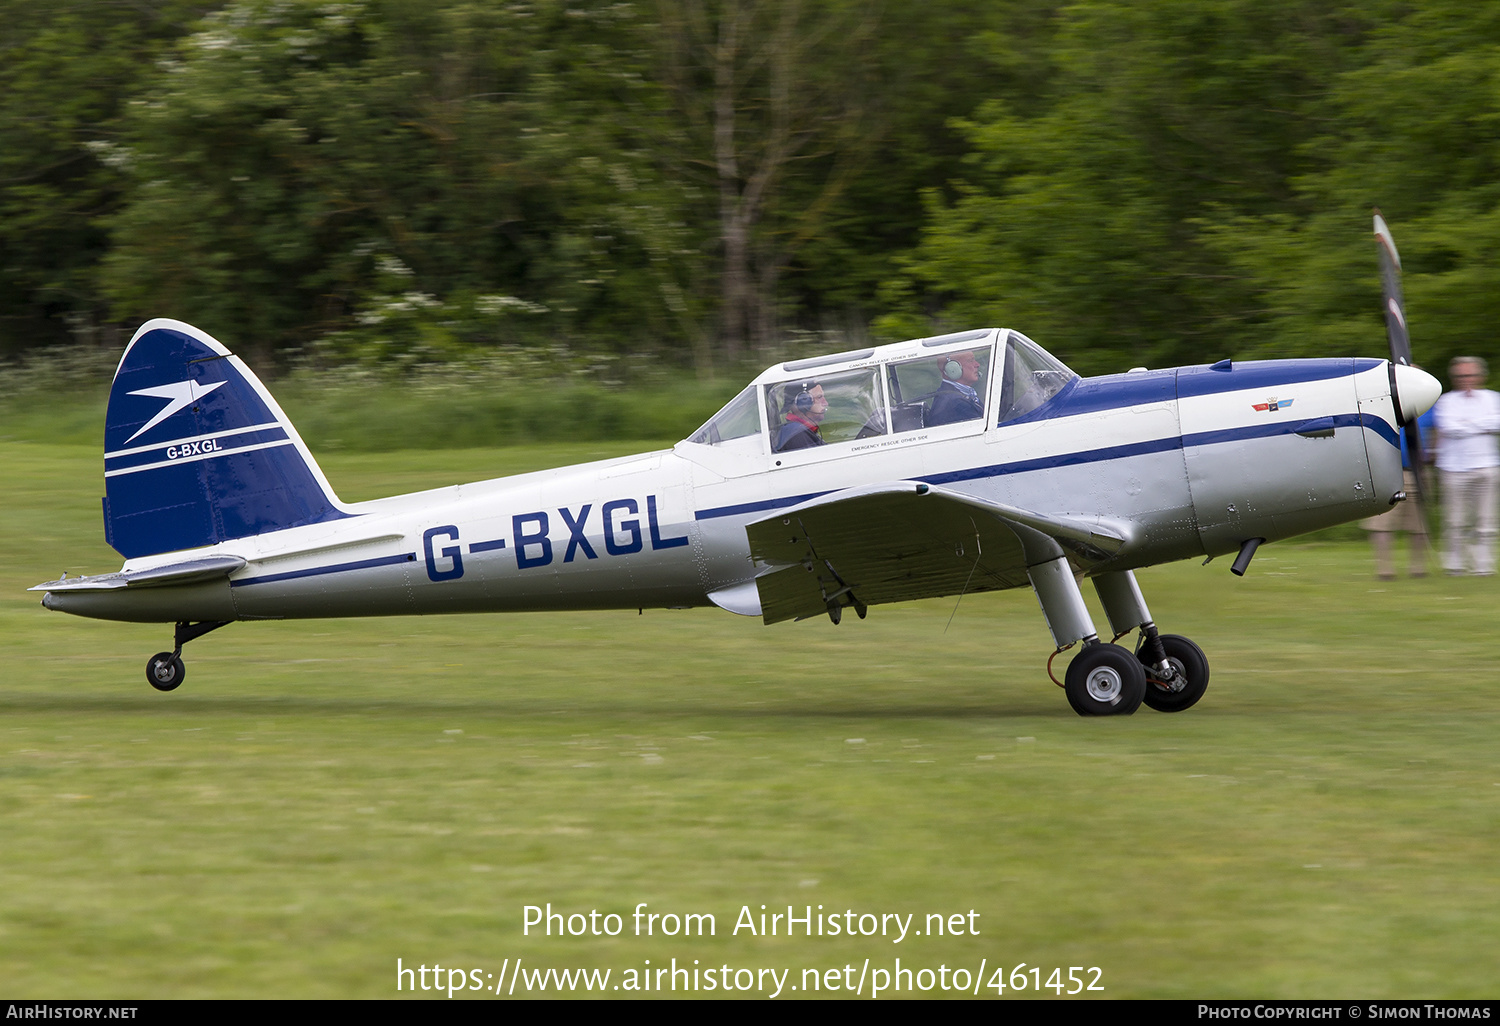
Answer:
[3,439,1498,998]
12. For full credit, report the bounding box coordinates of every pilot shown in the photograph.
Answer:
[774,381,829,451]
[926,350,984,426]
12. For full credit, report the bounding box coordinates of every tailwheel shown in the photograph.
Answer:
[142,620,229,692]
[1064,643,1146,716]
[146,652,185,692]
[1138,634,1209,712]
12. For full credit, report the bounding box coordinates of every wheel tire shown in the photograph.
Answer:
[146,652,184,692]
[1064,644,1146,716]
[1139,634,1209,712]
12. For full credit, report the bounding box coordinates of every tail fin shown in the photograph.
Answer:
[103,319,352,559]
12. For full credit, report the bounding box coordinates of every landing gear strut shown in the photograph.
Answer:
[1028,557,1143,717]
[1029,563,1210,716]
[145,620,229,692]
[1090,571,1211,714]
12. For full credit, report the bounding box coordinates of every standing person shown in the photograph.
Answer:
[1362,406,1434,579]
[1433,356,1500,575]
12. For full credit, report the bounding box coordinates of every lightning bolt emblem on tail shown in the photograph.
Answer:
[125,379,227,443]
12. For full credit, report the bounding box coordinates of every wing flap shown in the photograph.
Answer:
[747,482,1029,624]
[745,482,1137,624]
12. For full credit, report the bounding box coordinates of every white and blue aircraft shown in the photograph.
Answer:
[31,219,1440,716]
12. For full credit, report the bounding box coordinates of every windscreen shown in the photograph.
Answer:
[687,384,761,446]
[996,332,1076,424]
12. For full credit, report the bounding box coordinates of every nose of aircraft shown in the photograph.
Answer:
[1392,363,1441,423]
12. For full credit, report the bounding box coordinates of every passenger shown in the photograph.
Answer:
[926,350,984,426]
[774,381,828,452]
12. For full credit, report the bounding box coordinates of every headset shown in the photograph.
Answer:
[787,381,818,413]
[943,359,963,381]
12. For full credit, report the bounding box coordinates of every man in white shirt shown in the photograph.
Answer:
[1433,356,1500,575]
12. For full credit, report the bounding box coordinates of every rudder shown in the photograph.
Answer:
[103,319,351,559]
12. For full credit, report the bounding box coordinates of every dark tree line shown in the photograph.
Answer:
[3,1,1498,379]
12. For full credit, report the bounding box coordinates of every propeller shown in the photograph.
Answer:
[1374,210,1431,502]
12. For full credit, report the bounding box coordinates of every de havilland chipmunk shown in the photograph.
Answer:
[32,215,1439,715]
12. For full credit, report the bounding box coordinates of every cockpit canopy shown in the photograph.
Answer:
[686,328,1076,454]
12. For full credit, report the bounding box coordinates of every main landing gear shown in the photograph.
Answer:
[1029,561,1210,717]
[145,620,229,692]
[1063,642,1145,716]
[1136,633,1209,713]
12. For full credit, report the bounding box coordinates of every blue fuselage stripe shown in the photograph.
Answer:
[923,434,1183,490]
[694,491,833,522]
[693,413,1395,521]
[1186,412,1395,449]
[998,359,1384,426]
[231,552,416,588]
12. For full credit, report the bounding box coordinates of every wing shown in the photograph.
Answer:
[745,481,1132,624]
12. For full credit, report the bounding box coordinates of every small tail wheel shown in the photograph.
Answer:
[1138,634,1209,712]
[146,652,185,692]
[1064,643,1146,716]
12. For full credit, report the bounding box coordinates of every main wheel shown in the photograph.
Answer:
[1064,644,1146,716]
[1138,634,1209,712]
[146,652,185,692]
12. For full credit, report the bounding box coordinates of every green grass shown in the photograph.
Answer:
[3,441,1498,998]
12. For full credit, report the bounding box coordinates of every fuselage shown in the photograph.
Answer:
[41,328,1414,625]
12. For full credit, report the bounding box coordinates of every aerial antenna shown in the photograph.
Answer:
[944,519,984,633]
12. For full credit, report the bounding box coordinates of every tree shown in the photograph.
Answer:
[647,0,885,362]
[101,0,699,364]
[0,1,225,356]
[1210,3,1500,375]
[879,0,1378,374]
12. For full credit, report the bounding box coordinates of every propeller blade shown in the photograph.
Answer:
[1374,211,1430,527]
[1374,209,1412,367]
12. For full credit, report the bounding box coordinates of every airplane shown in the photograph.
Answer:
[30,217,1440,716]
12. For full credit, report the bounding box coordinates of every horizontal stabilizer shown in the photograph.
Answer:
[30,555,246,593]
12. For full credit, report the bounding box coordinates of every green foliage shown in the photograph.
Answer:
[6,1,1500,376]
[0,1,223,355]
[7,0,1067,371]
[1211,5,1500,378]
[0,341,744,450]
[100,0,704,362]
[879,0,1381,375]
[273,358,743,451]
[782,3,1061,329]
